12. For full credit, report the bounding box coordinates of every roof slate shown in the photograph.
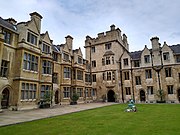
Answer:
[169,44,180,54]
[0,17,17,32]
[130,51,142,60]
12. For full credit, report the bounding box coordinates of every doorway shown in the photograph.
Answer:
[1,88,9,109]
[107,90,115,102]
[140,90,146,102]
[55,90,59,104]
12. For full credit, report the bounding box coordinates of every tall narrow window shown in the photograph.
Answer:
[124,71,129,80]
[64,67,71,78]
[92,60,96,67]
[112,71,115,80]
[107,72,111,80]
[125,87,131,95]
[163,52,169,60]
[102,72,105,80]
[135,76,141,85]
[0,60,9,77]
[77,70,83,80]
[105,43,111,50]
[165,67,172,77]
[167,85,173,94]
[63,87,70,98]
[123,58,128,66]
[106,57,110,65]
[53,73,58,83]
[147,86,153,95]
[102,58,105,66]
[42,60,52,74]
[78,57,82,64]
[4,31,11,44]
[144,55,150,63]
[112,57,114,64]
[53,53,58,62]
[91,46,95,53]
[145,69,152,79]
[92,74,96,82]
[77,88,83,97]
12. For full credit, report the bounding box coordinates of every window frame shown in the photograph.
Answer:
[27,32,37,45]
[145,69,152,79]
[0,60,9,77]
[165,67,172,77]
[167,85,173,94]
[144,55,150,63]
[42,60,52,74]
[135,76,141,85]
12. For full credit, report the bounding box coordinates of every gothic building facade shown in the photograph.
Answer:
[0,12,180,110]
[85,26,180,103]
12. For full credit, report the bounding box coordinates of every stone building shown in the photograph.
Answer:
[0,12,95,110]
[1,12,180,111]
[85,26,180,103]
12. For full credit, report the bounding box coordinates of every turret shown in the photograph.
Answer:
[150,37,161,50]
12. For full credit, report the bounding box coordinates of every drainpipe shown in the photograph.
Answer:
[119,49,125,103]
[130,59,135,102]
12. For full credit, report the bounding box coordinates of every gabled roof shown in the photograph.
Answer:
[130,51,142,60]
[169,44,180,54]
[0,17,17,32]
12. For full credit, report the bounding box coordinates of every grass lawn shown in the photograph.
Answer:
[0,104,180,135]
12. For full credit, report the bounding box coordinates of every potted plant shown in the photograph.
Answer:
[70,93,79,105]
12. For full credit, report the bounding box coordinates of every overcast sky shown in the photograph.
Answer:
[0,0,180,56]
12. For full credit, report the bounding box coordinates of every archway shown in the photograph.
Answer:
[177,89,180,102]
[107,90,115,102]
[1,88,9,109]
[55,90,59,104]
[140,90,146,102]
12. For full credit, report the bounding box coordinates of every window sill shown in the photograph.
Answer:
[0,77,8,80]
[20,99,36,102]
[23,69,38,74]
[42,74,52,77]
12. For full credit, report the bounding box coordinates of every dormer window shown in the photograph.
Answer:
[144,55,150,63]
[27,32,37,45]
[105,43,111,50]
[42,44,50,54]
[163,52,169,61]
[177,56,180,63]
[4,31,11,44]
[78,57,82,64]
[123,58,128,66]
[63,53,69,61]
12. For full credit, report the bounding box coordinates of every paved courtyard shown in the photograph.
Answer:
[0,102,116,127]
